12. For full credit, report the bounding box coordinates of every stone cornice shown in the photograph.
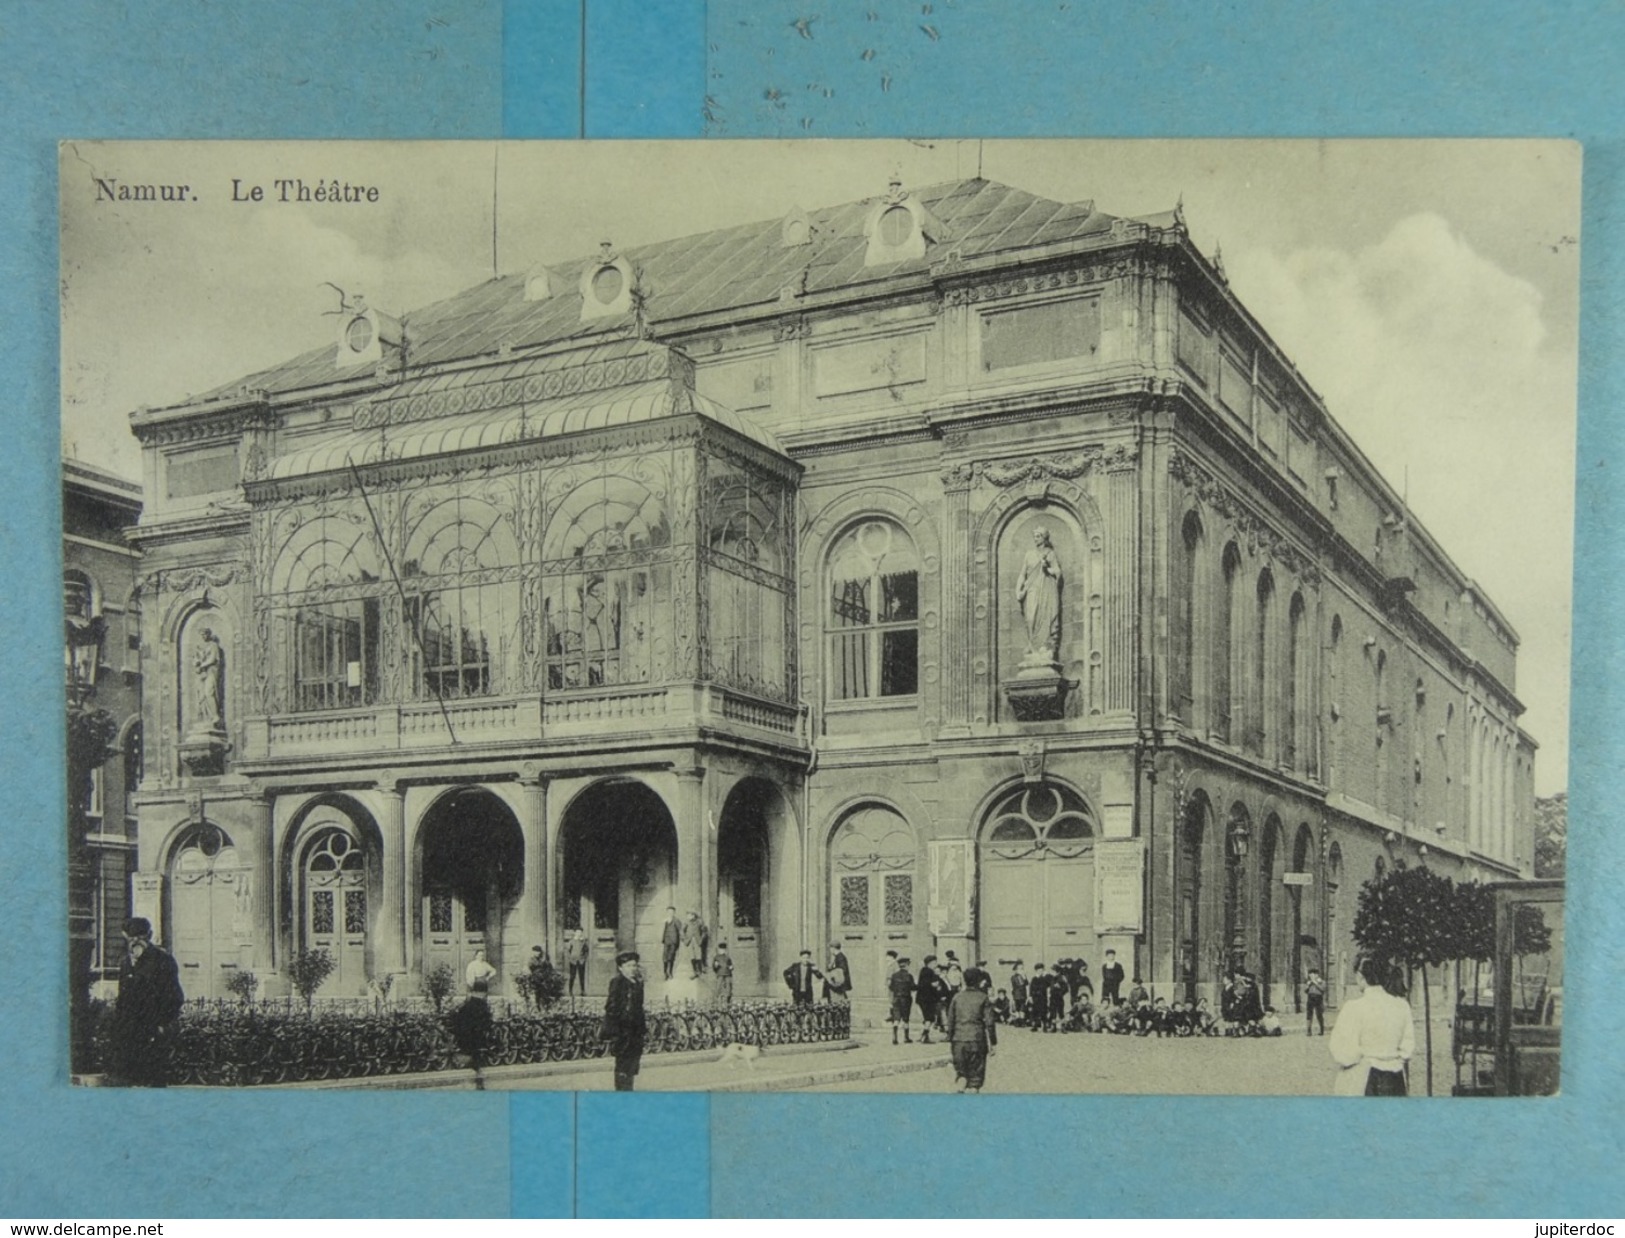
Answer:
[130,394,278,446]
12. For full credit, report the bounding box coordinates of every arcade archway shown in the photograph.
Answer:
[716,777,797,996]
[559,780,678,994]
[417,788,523,991]
[1177,792,1222,1003]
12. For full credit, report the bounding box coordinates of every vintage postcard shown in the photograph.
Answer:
[61,138,1574,1097]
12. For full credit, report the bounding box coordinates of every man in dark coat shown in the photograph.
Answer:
[915,955,949,1042]
[1027,964,1051,1031]
[601,950,647,1091]
[660,907,682,980]
[1100,949,1125,1006]
[111,917,184,1087]
[783,949,823,1006]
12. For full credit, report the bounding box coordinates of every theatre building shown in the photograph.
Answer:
[125,177,1537,1009]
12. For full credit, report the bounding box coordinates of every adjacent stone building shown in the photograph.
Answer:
[64,460,144,996]
[124,177,1537,1009]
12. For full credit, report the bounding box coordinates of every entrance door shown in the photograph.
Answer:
[833,869,916,999]
[829,805,920,999]
[304,828,367,994]
[424,886,486,983]
[170,825,242,1001]
[978,783,1096,975]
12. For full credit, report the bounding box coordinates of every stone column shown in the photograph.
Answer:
[514,769,550,959]
[939,462,973,736]
[673,765,708,920]
[376,776,408,980]
[246,790,275,975]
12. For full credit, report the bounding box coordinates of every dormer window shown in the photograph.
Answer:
[591,264,624,305]
[335,294,400,369]
[781,207,813,247]
[862,176,942,267]
[523,266,552,302]
[878,205,913,247]
[579,242,635,321]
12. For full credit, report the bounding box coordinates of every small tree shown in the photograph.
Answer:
[287,949,337,1014]
[422,963,456,1014]
[515,955,566,1011]
[1352,861,1459,1096]
[1456,880,1554,1011]
[224,970,260,1006]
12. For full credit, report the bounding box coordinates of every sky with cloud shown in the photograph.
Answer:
[59,139,1579,792]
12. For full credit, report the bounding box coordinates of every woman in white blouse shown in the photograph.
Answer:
[1329,955,1416,1096]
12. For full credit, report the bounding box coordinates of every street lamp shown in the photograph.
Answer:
[1226,819,1251,972]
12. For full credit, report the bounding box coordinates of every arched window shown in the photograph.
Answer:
[1215,543,1242,742]
[827,519,919,701]
[402,499,519,701]
[1180,512,1203,723]
[543,471,672,689]
[1252,569,1274,756]
[1286,593,1306,770]
[275,519,381,712]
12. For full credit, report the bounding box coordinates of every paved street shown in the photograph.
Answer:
[431,1010,1465,1096]
[813,1015,1464,1096]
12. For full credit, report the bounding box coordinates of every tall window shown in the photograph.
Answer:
[1252,569,1274,756]
[828,520,919,701]
[1374,650,1388,813]
[402,502,519,701]
[294,599,380,710]
[1215,543,1241,742]
[543,472,672,690]
[706,465,792,700]
[1180,512,1202,723]
[1286,594,1305,770]
[275,519,381,712]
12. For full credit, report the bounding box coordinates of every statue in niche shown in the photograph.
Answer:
[192,627,226,733]
[1015,526,1064,666]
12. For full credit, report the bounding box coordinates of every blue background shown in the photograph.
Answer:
[4,0,1621,1218]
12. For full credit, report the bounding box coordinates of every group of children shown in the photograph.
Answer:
[885,948,1313,1043]
[995,957,1294,1039]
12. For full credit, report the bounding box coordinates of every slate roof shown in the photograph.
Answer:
[194,179,1127,406]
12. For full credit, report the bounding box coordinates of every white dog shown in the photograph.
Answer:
[717,1042,763,1071]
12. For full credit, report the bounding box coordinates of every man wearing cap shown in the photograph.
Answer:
[111,917,184,1087]
[601,951,647,1091]
[782,949,823,1007]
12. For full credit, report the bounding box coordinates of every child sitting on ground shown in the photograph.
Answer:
[992,989,1012,1023]
[1194,998,1219,1036]
[1150,997,1174,1037]
[1260,1006,1283,1037]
